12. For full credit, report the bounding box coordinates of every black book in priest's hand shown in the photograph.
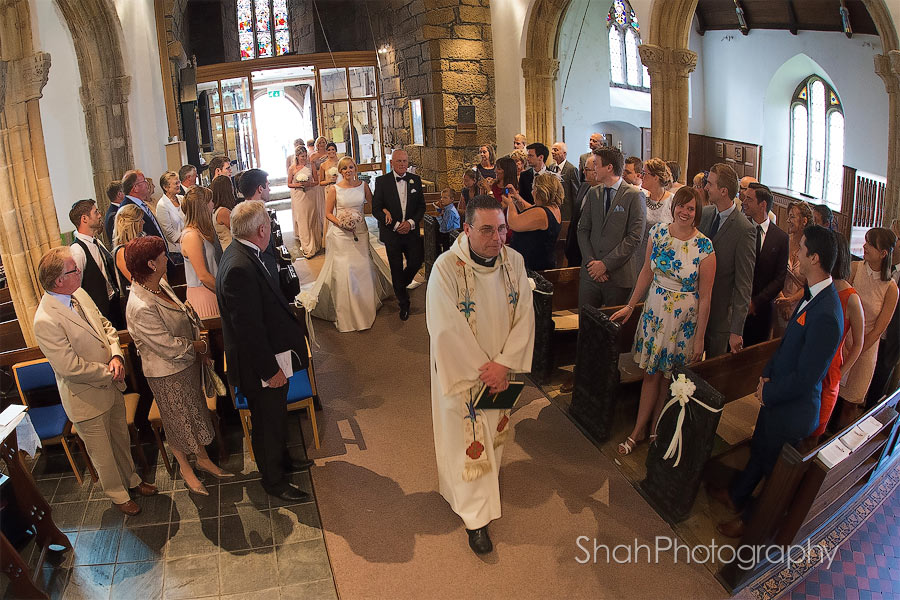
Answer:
[473,381,525,410]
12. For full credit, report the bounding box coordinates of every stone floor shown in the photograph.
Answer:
[2,415,336,600]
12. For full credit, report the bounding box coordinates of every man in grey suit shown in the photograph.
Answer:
[699,163,757,357]
[550,142,579,221]
[577,147,646,308]
[578,133,605,183]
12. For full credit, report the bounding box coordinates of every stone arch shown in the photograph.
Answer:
[54,0,134,212]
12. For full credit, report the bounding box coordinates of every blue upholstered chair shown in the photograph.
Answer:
[226,344,320,461]
[12,359,97,484]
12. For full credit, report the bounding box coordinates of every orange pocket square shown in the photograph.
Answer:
[796,313,806,326]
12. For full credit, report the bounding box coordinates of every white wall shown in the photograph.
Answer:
[30,0,170,234]
[32,0,95,233]
[490,0,530,155]
[699,30,888,185]
[114,0,169,189]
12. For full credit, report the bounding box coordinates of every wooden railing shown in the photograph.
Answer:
[844,166,887,230]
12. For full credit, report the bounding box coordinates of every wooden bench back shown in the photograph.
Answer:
[536,267,580,312]
[0,319,26,353]
[688,338,781,404]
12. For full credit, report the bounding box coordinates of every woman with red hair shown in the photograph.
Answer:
[125,236,232,495]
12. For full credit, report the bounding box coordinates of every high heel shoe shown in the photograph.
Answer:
[186,479,209,496]
[196,463,235,479]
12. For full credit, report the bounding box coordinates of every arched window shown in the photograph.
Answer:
[607,0,649,91]
[238,0,290,60]
[788,75,844,208]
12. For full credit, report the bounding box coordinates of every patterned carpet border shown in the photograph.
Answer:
[745,462,900,600]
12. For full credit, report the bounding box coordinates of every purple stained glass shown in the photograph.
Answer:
[275,30,289,55]
[240,32,254,60]
[255,0,271,32]
[237,0,252,31]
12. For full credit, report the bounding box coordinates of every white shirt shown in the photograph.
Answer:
[156,195,185,253]
[716,201,737,222]
[797,276,833,314]
[393,174,416,231]
[47,291,73,311]
[754,217,771,249]
[237,238,272,275]
[70,231,114,297]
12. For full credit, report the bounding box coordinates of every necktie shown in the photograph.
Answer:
[396,175,407,183]
[803,284,812,301]
[70,296,88,323]
[755,224,762,255]
[709,212,722,238]
[92,239,116,298]
[604,187,613,214]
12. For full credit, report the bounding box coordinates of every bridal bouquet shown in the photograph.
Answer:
[327,166,339,183]
[294,171,309,183]
[336,209,363,241]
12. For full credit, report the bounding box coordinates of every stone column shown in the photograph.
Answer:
[521,57,560,147]
[638,44,697,184]
[0,0,60,346]
[875,50,900,224]
[79,75,133,213]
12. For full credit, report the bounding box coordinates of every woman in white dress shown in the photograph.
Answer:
[309,156,391,332]
[287,144,322,258]
[636,158,675,273]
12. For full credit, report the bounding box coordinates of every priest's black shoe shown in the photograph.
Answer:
[399,305,410,321]
[466,526,493,555]
[284,457,314,472]
[264,484,311,503]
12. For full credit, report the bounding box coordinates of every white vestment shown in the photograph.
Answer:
[426,234,535,529]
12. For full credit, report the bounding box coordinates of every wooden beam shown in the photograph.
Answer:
[154,0,178,139]
[786,0,799,35]
[839,0,853,38]
[695,8,707,36]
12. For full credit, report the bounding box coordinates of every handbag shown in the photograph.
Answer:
[202,360,227,399]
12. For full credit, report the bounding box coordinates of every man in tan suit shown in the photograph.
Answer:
[33,247,156,515]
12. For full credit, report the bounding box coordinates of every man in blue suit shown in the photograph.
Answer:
[710,225,843,538]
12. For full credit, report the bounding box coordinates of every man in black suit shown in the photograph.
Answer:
[550,142,579,221]
[216,199,312,502]
[117,170,166,244]
[69,199,123,330]
[103,180,123,243]
[518,142,549,204]
[373,149,425,321]
[742,183,789,347]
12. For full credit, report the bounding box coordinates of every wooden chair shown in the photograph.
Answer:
[226,343,320,461]
[12,359,97,485]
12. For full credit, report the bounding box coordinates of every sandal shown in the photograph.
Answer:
[618,437,639,455]
[649,433,658,445]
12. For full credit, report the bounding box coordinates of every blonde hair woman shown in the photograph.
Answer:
[774,201,815,333]
[637,158,675,272]
[156,170,185,255]
[181,187,223,318]
[306,156,391,332]
[502,172,562,270]
[113,204,145,286]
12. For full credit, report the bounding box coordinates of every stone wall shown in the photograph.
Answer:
[372,0,496,189]
[289,0,317,54]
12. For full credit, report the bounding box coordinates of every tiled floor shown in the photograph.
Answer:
[2,419,337,600]
[789,487,900,600]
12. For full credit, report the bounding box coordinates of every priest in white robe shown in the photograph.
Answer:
[426,195,535,556]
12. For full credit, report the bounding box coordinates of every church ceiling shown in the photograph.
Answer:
[695,0,879,37]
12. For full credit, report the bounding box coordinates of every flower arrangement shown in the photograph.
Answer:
[327,166,339,183]
[336,209,363,241]
[296,289,318,311]
[669,373,696,407]
[295,171,309,183]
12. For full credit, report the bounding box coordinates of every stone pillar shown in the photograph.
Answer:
[79,75,133,213]
[638,44,697,184]
[0,0,61,346]
[875,50,900,224]
[521,57,559,147]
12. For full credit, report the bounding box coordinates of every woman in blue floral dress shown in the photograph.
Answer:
[611,187,716,455]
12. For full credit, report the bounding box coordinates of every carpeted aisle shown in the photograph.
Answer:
[307,289,725,599]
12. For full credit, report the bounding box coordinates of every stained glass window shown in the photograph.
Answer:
[238,0,291,60]
[788,75,844,209]
[607,0,648,91]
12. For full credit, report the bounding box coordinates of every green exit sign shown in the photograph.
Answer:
[268,90,282,98]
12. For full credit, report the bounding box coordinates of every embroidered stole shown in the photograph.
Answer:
[454,253,520,482]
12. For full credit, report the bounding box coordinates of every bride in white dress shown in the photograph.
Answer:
[309,156,392,332]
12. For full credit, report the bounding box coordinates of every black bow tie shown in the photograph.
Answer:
[803,285,812,301]
[396,174,409,183]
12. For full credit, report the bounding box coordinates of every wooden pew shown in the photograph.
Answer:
[0,319,26,353]
[717,389,900,593]
[0,288,15,322]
